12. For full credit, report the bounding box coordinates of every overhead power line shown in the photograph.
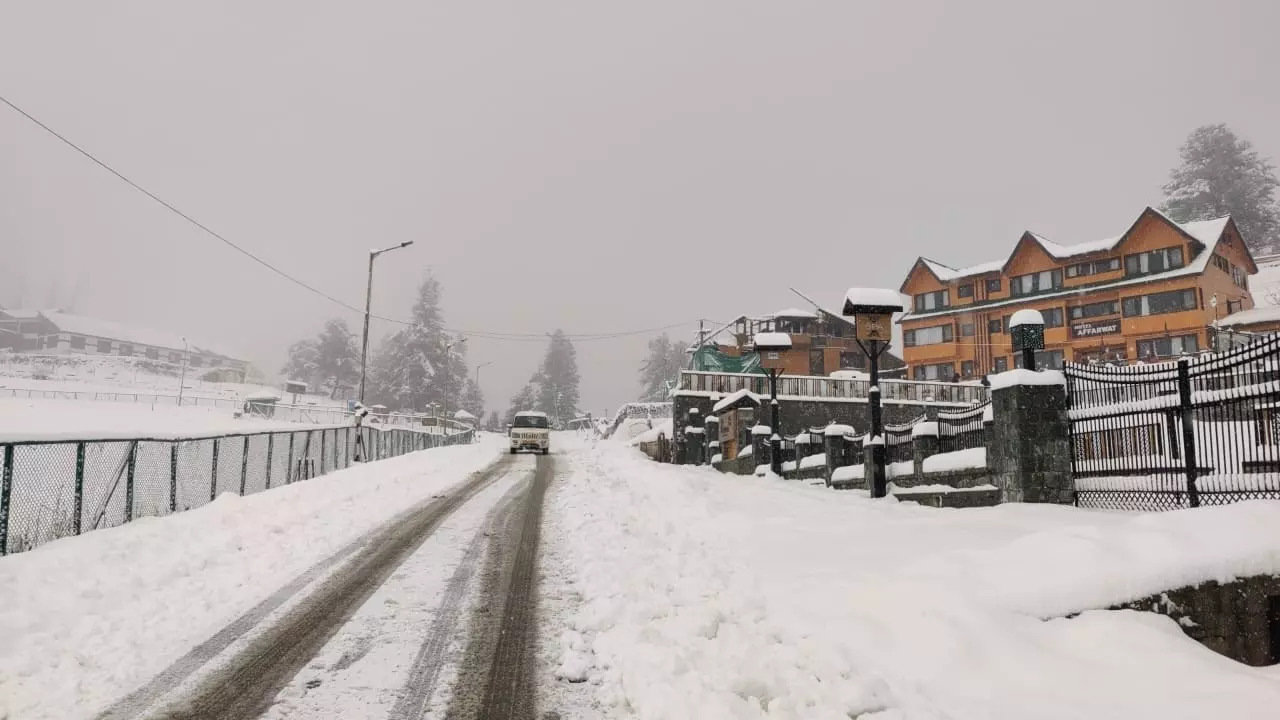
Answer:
[0,92,693,343]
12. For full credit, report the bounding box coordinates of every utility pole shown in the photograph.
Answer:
[177,337,189,407]
[358,241,414,405]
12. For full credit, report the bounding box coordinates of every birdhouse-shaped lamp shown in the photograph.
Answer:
[1009,309,1045,353]
[752,332,792,372]
[841,288,904,343]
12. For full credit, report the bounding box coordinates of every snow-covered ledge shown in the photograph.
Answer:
[987,368,1066,390]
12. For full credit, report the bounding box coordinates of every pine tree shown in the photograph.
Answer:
[638,332,688,401]
[281,338,320,387]
[366,275,468,412]
[505,384,537,425]
[532,330,580,423]
[461,378,485,418]
[486,411,502,432]
[1162,124,1280,255]
[282,319,360,398]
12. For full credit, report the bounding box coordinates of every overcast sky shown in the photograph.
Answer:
[3,1,1279,415]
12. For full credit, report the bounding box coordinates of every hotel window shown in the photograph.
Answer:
[1231,265,1248,289]
[1040,307,1065,328]
[960,360,975,378]
[1009,269,1063,297]
[1121,289,1197,317]
[1069,300,1119,320]
[913,362,955,381]
[986,278,1002,293]
[1137,335,1199,359]
[959,323,975,337]
[914,290,950,312]
[988,318,1003,334]
[1014,349,1065,370]
[904,324,954,347]
[1124,247,1185,277]
[956,284,974,299]
[1065,258,1121,278]
[993,356,1009,372]
[1212,254,1230,272]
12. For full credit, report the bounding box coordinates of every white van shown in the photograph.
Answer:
[510,411,551,454]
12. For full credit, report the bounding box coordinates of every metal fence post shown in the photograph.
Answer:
[320,429,327,475]
[1,445,13,556]
[211,437,221,502]
[239,435,250,495]
[287,433,296,483]
[74,442,86,535]
[169,443,178,513]
[265,433,274,489]
[1177,357,1201,508]
[124,441,137,522]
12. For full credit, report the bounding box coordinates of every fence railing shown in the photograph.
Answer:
[0,424,475,556]
[1065,334,1280,511]
[0,387,240,409]
[677,371,987,406]
[884,414,926,464]
[937,401,991,454]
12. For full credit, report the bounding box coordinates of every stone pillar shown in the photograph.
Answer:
[989,378,1074,504]
[824,426,848,481]
[685,426,706,466]
[863,434,883,491]
[751,425,772,468]
[705,415,721,462]
[911,421,940,485]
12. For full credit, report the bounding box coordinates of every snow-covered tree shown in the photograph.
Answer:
[485,411,502,432]
[533,330,580,423]
[281,337,320,386]
[638,332,688,401]
[505,384,537,425]
[1162,124,1280,255]
[461,378,485,419]
[281,318,360,397]
[366,275,468,412]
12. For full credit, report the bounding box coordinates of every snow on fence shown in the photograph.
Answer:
[884,413,927,465]
[936,400,990,454]
[0,424,476,556]
[1065,334,1280,511]
[677,371,987,407]
[0,387,240,410]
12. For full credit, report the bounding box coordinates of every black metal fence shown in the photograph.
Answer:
[937,401,991,454]
[884,414,926,465]
[0,425,475,555]
[1065,335,1280,511]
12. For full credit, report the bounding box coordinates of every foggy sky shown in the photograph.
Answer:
[3,1,1279,416]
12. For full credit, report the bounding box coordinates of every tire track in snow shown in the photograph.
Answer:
[99,454,515,720]
[385,477,529,720]
[444,454,552,720]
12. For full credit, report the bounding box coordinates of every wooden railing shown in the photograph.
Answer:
[678,371,987,406]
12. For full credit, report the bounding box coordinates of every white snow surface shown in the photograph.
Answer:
[831,465,864,482]
[987,368,1067,390]
[0,398,322,441]
[549,444,1280,719]
[843,287,905,310]
[1008,308,1044,328]
[921,447,988,473]
[750,424,772,436]
[910,421,939,438]
[824,423,855,437]
[0,438,504,720]
[800,453,828,469]
[890,483,998,494]
[752,332,792,349]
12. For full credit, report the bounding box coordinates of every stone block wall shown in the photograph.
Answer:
[989,383,1074,504]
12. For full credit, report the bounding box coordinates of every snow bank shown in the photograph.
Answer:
[921,447,987,473]
[546,444,1280,719]
[831,465,863,482]
[625,419,673,446]
[890,483,998,494]
[885,460,914,479]
[0,398,319,442]
[800,453,827,469]
[0,438,504,720]
[988,368,1066,390]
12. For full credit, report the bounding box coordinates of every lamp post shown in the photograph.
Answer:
[358,240,415,405]
[841,289,904,499]
[475,361,492,388]
[177,337,189,407]
[752,332,792,476]
[1009,309,1045,372]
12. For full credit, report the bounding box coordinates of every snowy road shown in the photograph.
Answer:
[5,434,1280,719]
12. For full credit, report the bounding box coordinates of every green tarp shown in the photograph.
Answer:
[691,346,764,374]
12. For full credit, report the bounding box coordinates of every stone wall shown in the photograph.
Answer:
[1112,575,1280,666]
[989,383,1074,504]
[892,466,991,490]
[715,453,756,476]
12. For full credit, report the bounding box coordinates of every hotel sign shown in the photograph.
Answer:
[1071,320,1120,338]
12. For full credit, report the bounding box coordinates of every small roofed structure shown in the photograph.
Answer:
[453,409,478,422]
[711,388,760,461]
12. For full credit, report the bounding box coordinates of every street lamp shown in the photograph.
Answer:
[177,337,189,408]
[475,360,493,387]
[358,240,415,405]
[752,331,792,476]
[1010,309,1045,371]
[842,288,904,499]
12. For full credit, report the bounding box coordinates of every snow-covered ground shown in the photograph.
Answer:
[544,442,1280,719]
[0,436,504,720]
[0,397,311,441]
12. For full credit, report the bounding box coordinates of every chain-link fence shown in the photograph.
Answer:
[0,424,475,555]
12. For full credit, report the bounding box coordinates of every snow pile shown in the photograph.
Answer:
[987,368,1066,390]
[910,421,939,438]
[0,438,504,720]
[824,423,855,437]
[546,444,1280,719]
[890,483,998,495]
[921,447,987,473]
[750,424,772,436]
[0,398,319,441]
[624,419,674,446]
[799,453,827,469]
[831,465,864,482]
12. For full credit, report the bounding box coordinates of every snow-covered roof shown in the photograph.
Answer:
[0,308,42,319]
[35,310,244,360]
[843,288,905,311]
[768,307,819,319]
[905,211,1232,301]
[904,216,1231,322]
[1214,305,1280,328]
[514,410,548,418]
[752,332,792,349]
[453,409,478,421]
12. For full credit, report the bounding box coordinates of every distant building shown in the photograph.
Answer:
[0,309,247,372]
[699,307,906,377]
[897,207,1259,379]
[1213,253,1280,346]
